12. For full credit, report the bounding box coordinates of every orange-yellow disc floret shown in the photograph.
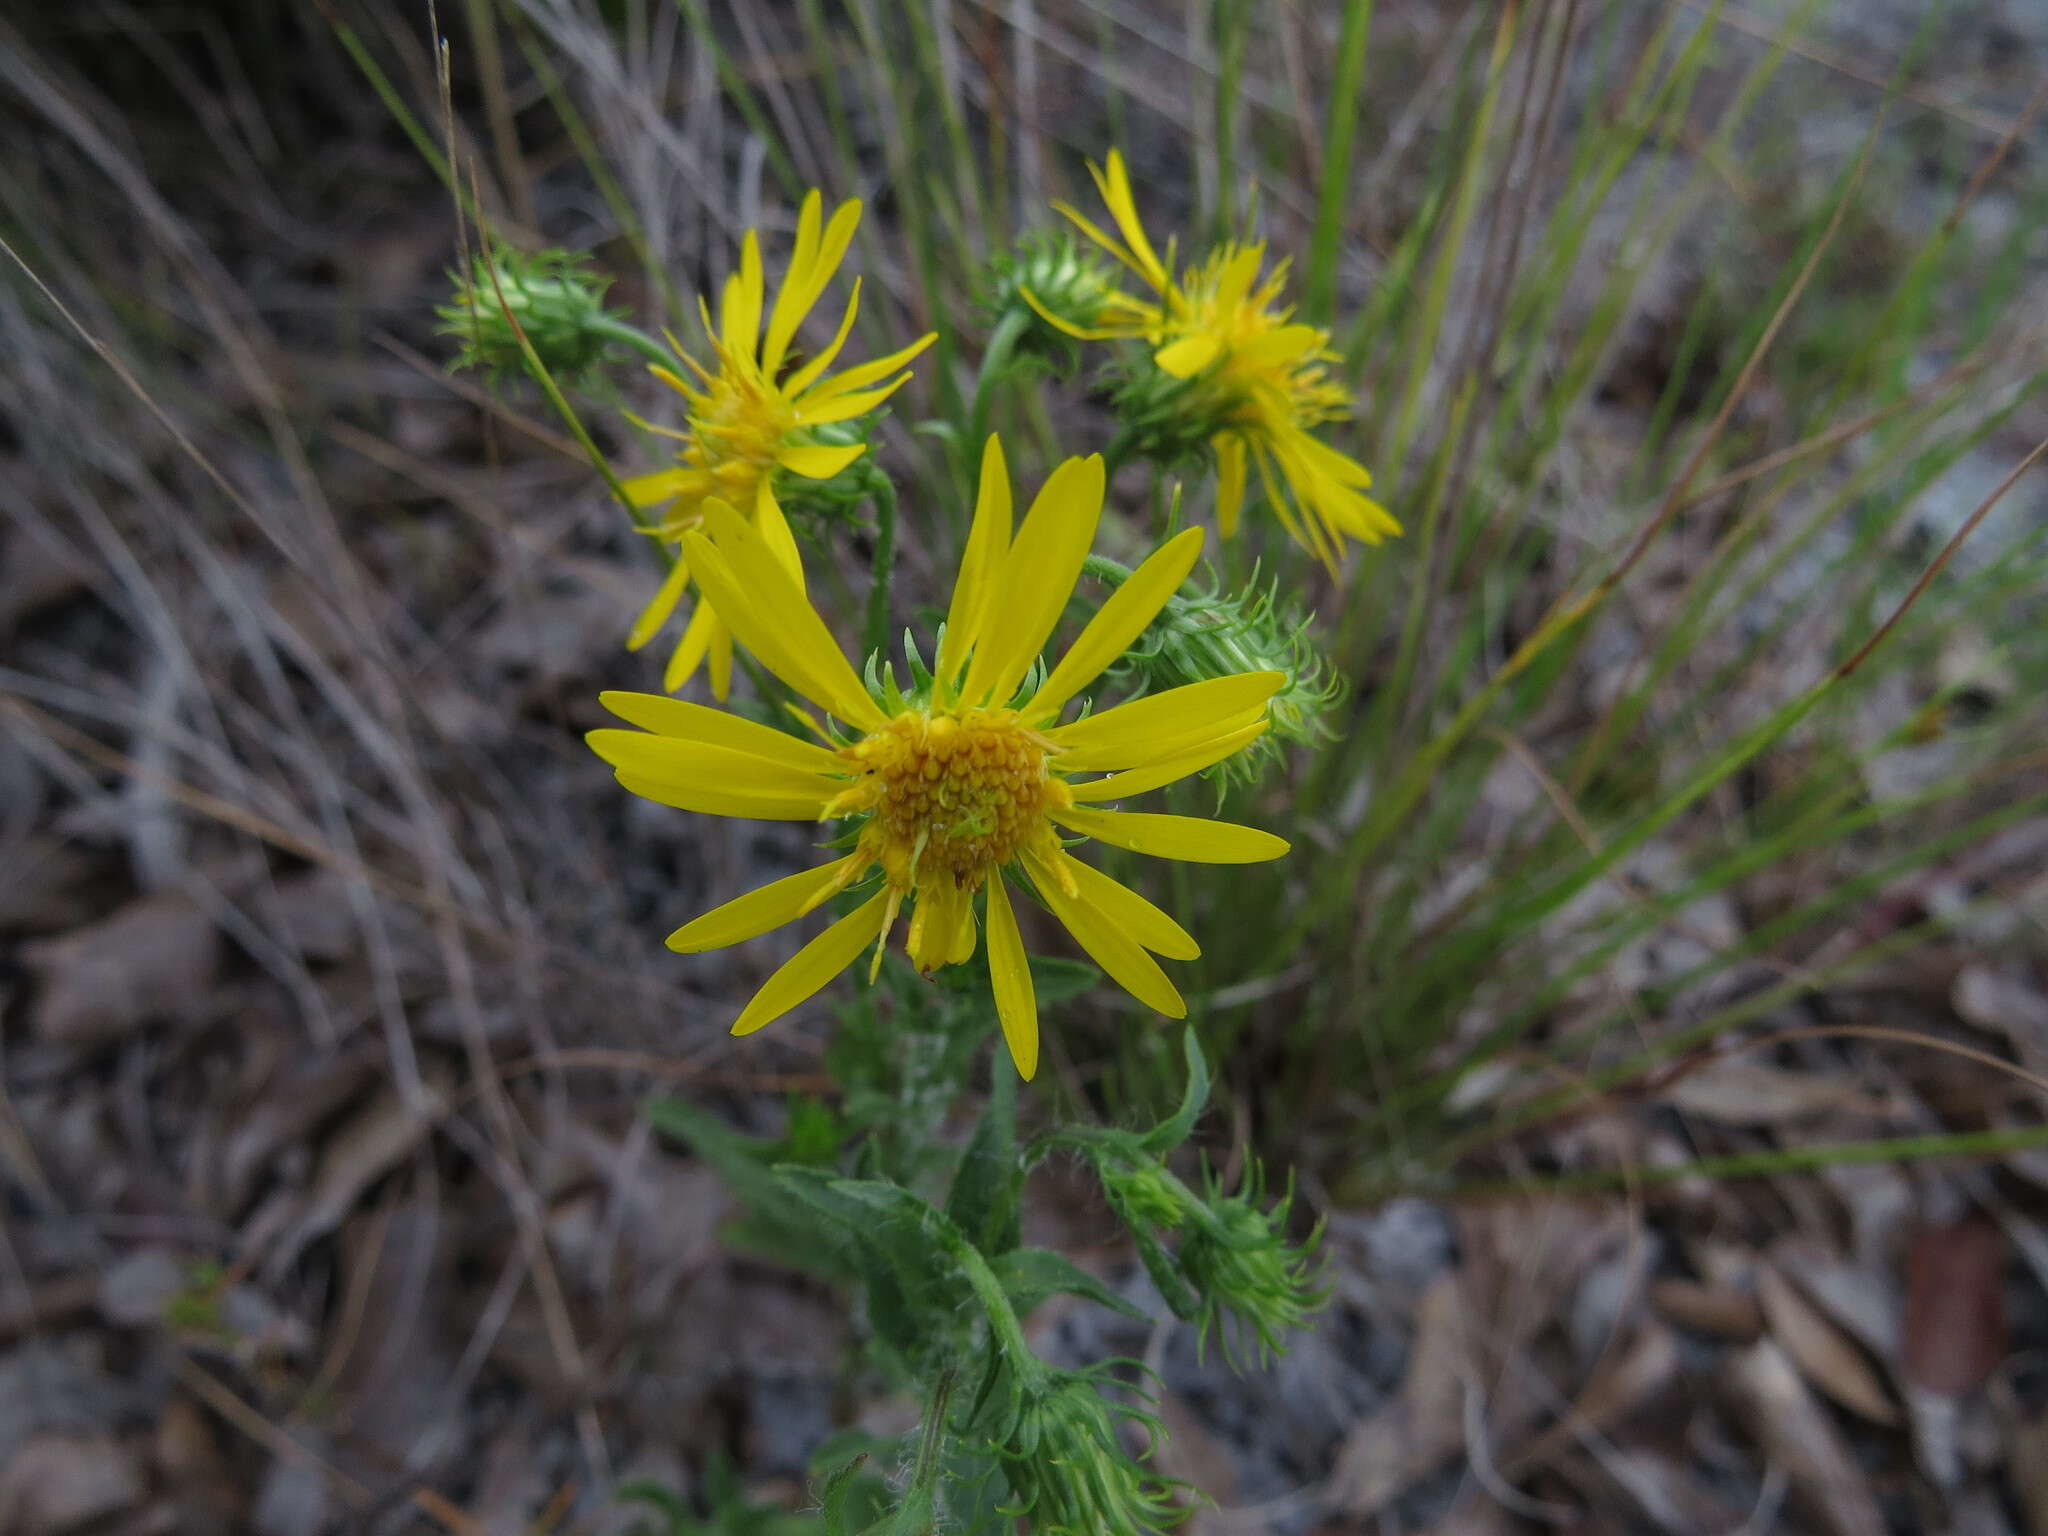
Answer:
[830,708,1072,894]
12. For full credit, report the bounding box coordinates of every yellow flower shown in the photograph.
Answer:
[1044,150,1400,570]
[587,437,1292,1080]
[623,191,934,697]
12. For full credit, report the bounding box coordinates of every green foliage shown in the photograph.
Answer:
[645,1028,1308,1528]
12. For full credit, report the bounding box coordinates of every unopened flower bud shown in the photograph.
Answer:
[437,247,626,383]
[1180,1161,1327,1366]
[994,1368,1188,1535]
[1097,563,1340,786]
[984,231,1120,370]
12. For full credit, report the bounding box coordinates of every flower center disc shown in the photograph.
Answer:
[847,708,1052,886]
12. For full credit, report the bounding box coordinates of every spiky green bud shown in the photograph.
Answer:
[982,231,1119,371]
[1093,561,1340,786]
[436,247,627,383]
[992,1367,1189,1536]
[1179,1161,1327,1367]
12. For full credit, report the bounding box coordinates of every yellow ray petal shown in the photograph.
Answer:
[962,454,1106,706]
[937,434,1013,686]
[1020,283,1142,341]
[763,196,863,376]
[752,480,808,595]
[984,877,1038,1080]
[623,467,693,509]
[1044,672,1282,767]
[732,888,893,1035]
[1254,436,1338,573]
[1215,434,1247,539]
[780,280,863,397]
[1092,150,1168,289]
[667,855,862,952]
[1050,201,1159,293]
[645,362,705,403]
[707,619,734,701]
[795,332,937,404]
[1054,704,1270,775]
[676,532,809,699]
[776,442,865,480]
[1065,721,1268,802]
[1237,323,1327,364]
[866,885,905,982]
[611,768,831,821]
[664,600,719,693]
[684,513,887,729]
[720,229,764,360]
[795,380,912,425]
[627,556,692,650]
[588,729,842,803]
[758,190,825,374]
[1155,331,1222,379]
[1060,854,1198,960]
[598,690,846,773]
[1026,850,1185,1017]
[912,882,981,974]
[1027,526,1204,722]
[1051,806,1291,864]
[947,896,978,965]
[1210,244,1265,312]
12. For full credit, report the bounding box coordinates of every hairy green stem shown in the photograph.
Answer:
[938,1225,1046,1393]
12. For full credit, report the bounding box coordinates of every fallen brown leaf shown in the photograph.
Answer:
[1650,1277,1763,1341]
[1758,1264,1899,1425]
[1724,1340,1887,1536]
[1770,1237,1902,1361]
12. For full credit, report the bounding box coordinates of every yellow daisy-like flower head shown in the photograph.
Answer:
[623,191,935,698]
[1044,150,1401,571]
[587,437,1292,1080]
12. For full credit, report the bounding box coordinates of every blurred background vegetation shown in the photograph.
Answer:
[4,1,2048,1531]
